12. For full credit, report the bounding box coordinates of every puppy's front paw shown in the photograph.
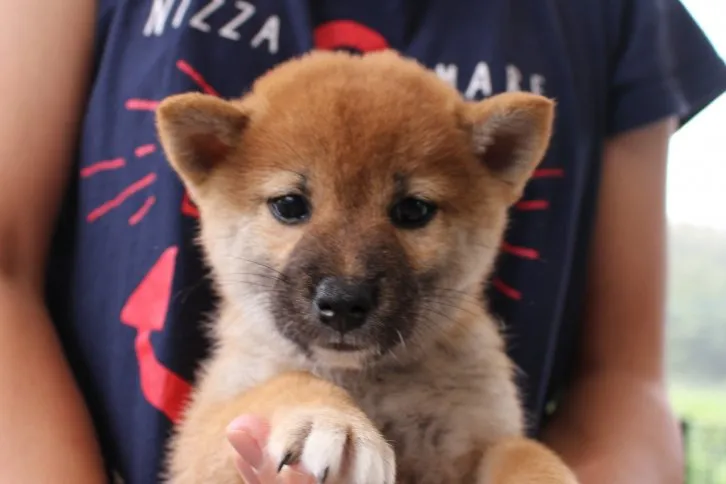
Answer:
[478,437,579,484]
[268,406,395,484]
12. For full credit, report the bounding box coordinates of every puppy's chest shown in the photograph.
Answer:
[342,374,484,483]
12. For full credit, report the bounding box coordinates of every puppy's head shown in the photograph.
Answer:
[156,51,554,368]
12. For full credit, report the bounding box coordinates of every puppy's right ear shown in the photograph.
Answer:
[466,93,555,203]
[156,93,249,188]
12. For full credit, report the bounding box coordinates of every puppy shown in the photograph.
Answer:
[156,50,577,484]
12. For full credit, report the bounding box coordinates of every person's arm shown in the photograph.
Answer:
[0,1,106,482]
[541,117,683,483]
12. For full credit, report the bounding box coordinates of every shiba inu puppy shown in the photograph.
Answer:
[156,50,577,484]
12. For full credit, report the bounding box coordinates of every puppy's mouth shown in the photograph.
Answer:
[319,341,366,352]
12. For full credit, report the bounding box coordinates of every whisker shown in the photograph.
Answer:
[222,271,290,285]
[214,281,287,292]
[419,297,480,318]
[225,257,288,279]
[417,303,458,327]
[413,313,459,349]
[427,289,483,307]
[396,330,407,350]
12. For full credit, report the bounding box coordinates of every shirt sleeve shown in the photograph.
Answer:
[606,0,726,136]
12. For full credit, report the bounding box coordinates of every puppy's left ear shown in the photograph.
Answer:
[466,92,555,202]
[156,92,249,189]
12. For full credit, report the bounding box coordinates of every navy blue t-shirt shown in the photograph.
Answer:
[45,1,726,482]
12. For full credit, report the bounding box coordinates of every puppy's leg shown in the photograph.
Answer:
[166,371,395,484]
[476,437,578,484]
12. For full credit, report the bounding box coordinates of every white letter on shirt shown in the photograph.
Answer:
[465,62,493,99]
[251,15,280,54]
[143,0,176,37]
[435,64,459,88]
[219,1,256,41]
[506,64,522,92]
[530,74,546,95]
[189,0,225,33]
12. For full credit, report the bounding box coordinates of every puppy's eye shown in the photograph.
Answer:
[390,197,438,229]
[268,194,311,224]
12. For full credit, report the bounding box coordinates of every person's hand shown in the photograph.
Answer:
[226,415,316,484]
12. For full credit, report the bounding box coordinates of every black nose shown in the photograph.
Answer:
[313,277,377,333]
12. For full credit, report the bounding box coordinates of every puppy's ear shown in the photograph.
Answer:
[156,93,249,188]
[467,92,555,202]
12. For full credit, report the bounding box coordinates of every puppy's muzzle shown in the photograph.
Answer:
[313,277,379,334]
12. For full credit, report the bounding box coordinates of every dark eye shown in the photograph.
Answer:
[390,197,438,229]
[268,194,311,225]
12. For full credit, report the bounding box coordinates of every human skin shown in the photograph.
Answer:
[0,0,106,482]
[540,118,683,484]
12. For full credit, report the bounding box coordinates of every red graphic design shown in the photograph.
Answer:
[120,60,217,220]
[121,247,191,423]
[126,99,161,111]
[135,144,157,158]
[515,199,549,211]
[129,196,157,226]
[492,278,522,301]
[181,192,200,218]
[177,60,220,96]
[533,168,564,179]
[314,20,390,52]
[81,157,126,178]
[87,173,157,222]
[79,58,224,420]
[501,242,539,260]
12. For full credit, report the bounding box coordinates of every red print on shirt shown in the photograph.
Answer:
[314,20,389,51]
[120,246,191,423]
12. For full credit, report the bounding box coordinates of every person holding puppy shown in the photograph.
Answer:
[1,1,725,483]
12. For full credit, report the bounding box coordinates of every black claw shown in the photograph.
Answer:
[277,452,294,473]
[318,467,329,483]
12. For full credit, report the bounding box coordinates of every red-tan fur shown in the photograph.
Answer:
[156,50,578,484]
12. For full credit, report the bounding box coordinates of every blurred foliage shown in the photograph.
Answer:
[667,224,726,483]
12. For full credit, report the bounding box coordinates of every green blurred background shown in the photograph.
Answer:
[655,1,726,481]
